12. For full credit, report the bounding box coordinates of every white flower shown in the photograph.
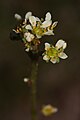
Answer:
[24,12,57,39]
[24,32,34,42]
[14,12,58,41]
[25,17,42,38]
[43,40,68,63]
[14,13,22,20]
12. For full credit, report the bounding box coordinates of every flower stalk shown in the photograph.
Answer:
[30,59,39,120]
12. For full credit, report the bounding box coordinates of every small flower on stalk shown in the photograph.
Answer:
[25,12,58,38]
[43,40,68,63]
[41,104,58,116]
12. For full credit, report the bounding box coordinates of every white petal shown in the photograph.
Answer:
[41,20,52,28]
[36,17,41,21]
[59,52,68,59]
[44,30,54,35]
[25,12,32,20]
[29,16,36,26]
[45,43,50,50]
[14,14,22,20]
[24,32,28,37]
[55,40,67,49]
[45,12,51,21]
[28,34,34,42]
[51,21,58,29]
[25,48,29,52]
[50,59,57,64]
[25,25,32,30]
[13,29,19,33]
[43,55,49,61]
[63,42,67,49]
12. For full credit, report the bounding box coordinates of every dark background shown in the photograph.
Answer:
[0,0,80,120]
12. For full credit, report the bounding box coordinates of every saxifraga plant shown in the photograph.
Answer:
[10,11,68,120]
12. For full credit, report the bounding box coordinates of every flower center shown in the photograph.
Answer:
[47,48,58,57]
[33,26,45,36]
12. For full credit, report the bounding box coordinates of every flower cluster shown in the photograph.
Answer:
[43,40,68,63]
[14,12,58,52]
[11,11,68,63]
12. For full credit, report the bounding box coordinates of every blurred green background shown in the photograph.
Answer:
[0,0,80,120]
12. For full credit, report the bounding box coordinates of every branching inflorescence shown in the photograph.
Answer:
[10,11,68,118]
[10,11,68,63]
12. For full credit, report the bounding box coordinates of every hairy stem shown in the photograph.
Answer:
[30,60,38,120]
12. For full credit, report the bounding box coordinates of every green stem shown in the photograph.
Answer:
[30,60,38,120]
